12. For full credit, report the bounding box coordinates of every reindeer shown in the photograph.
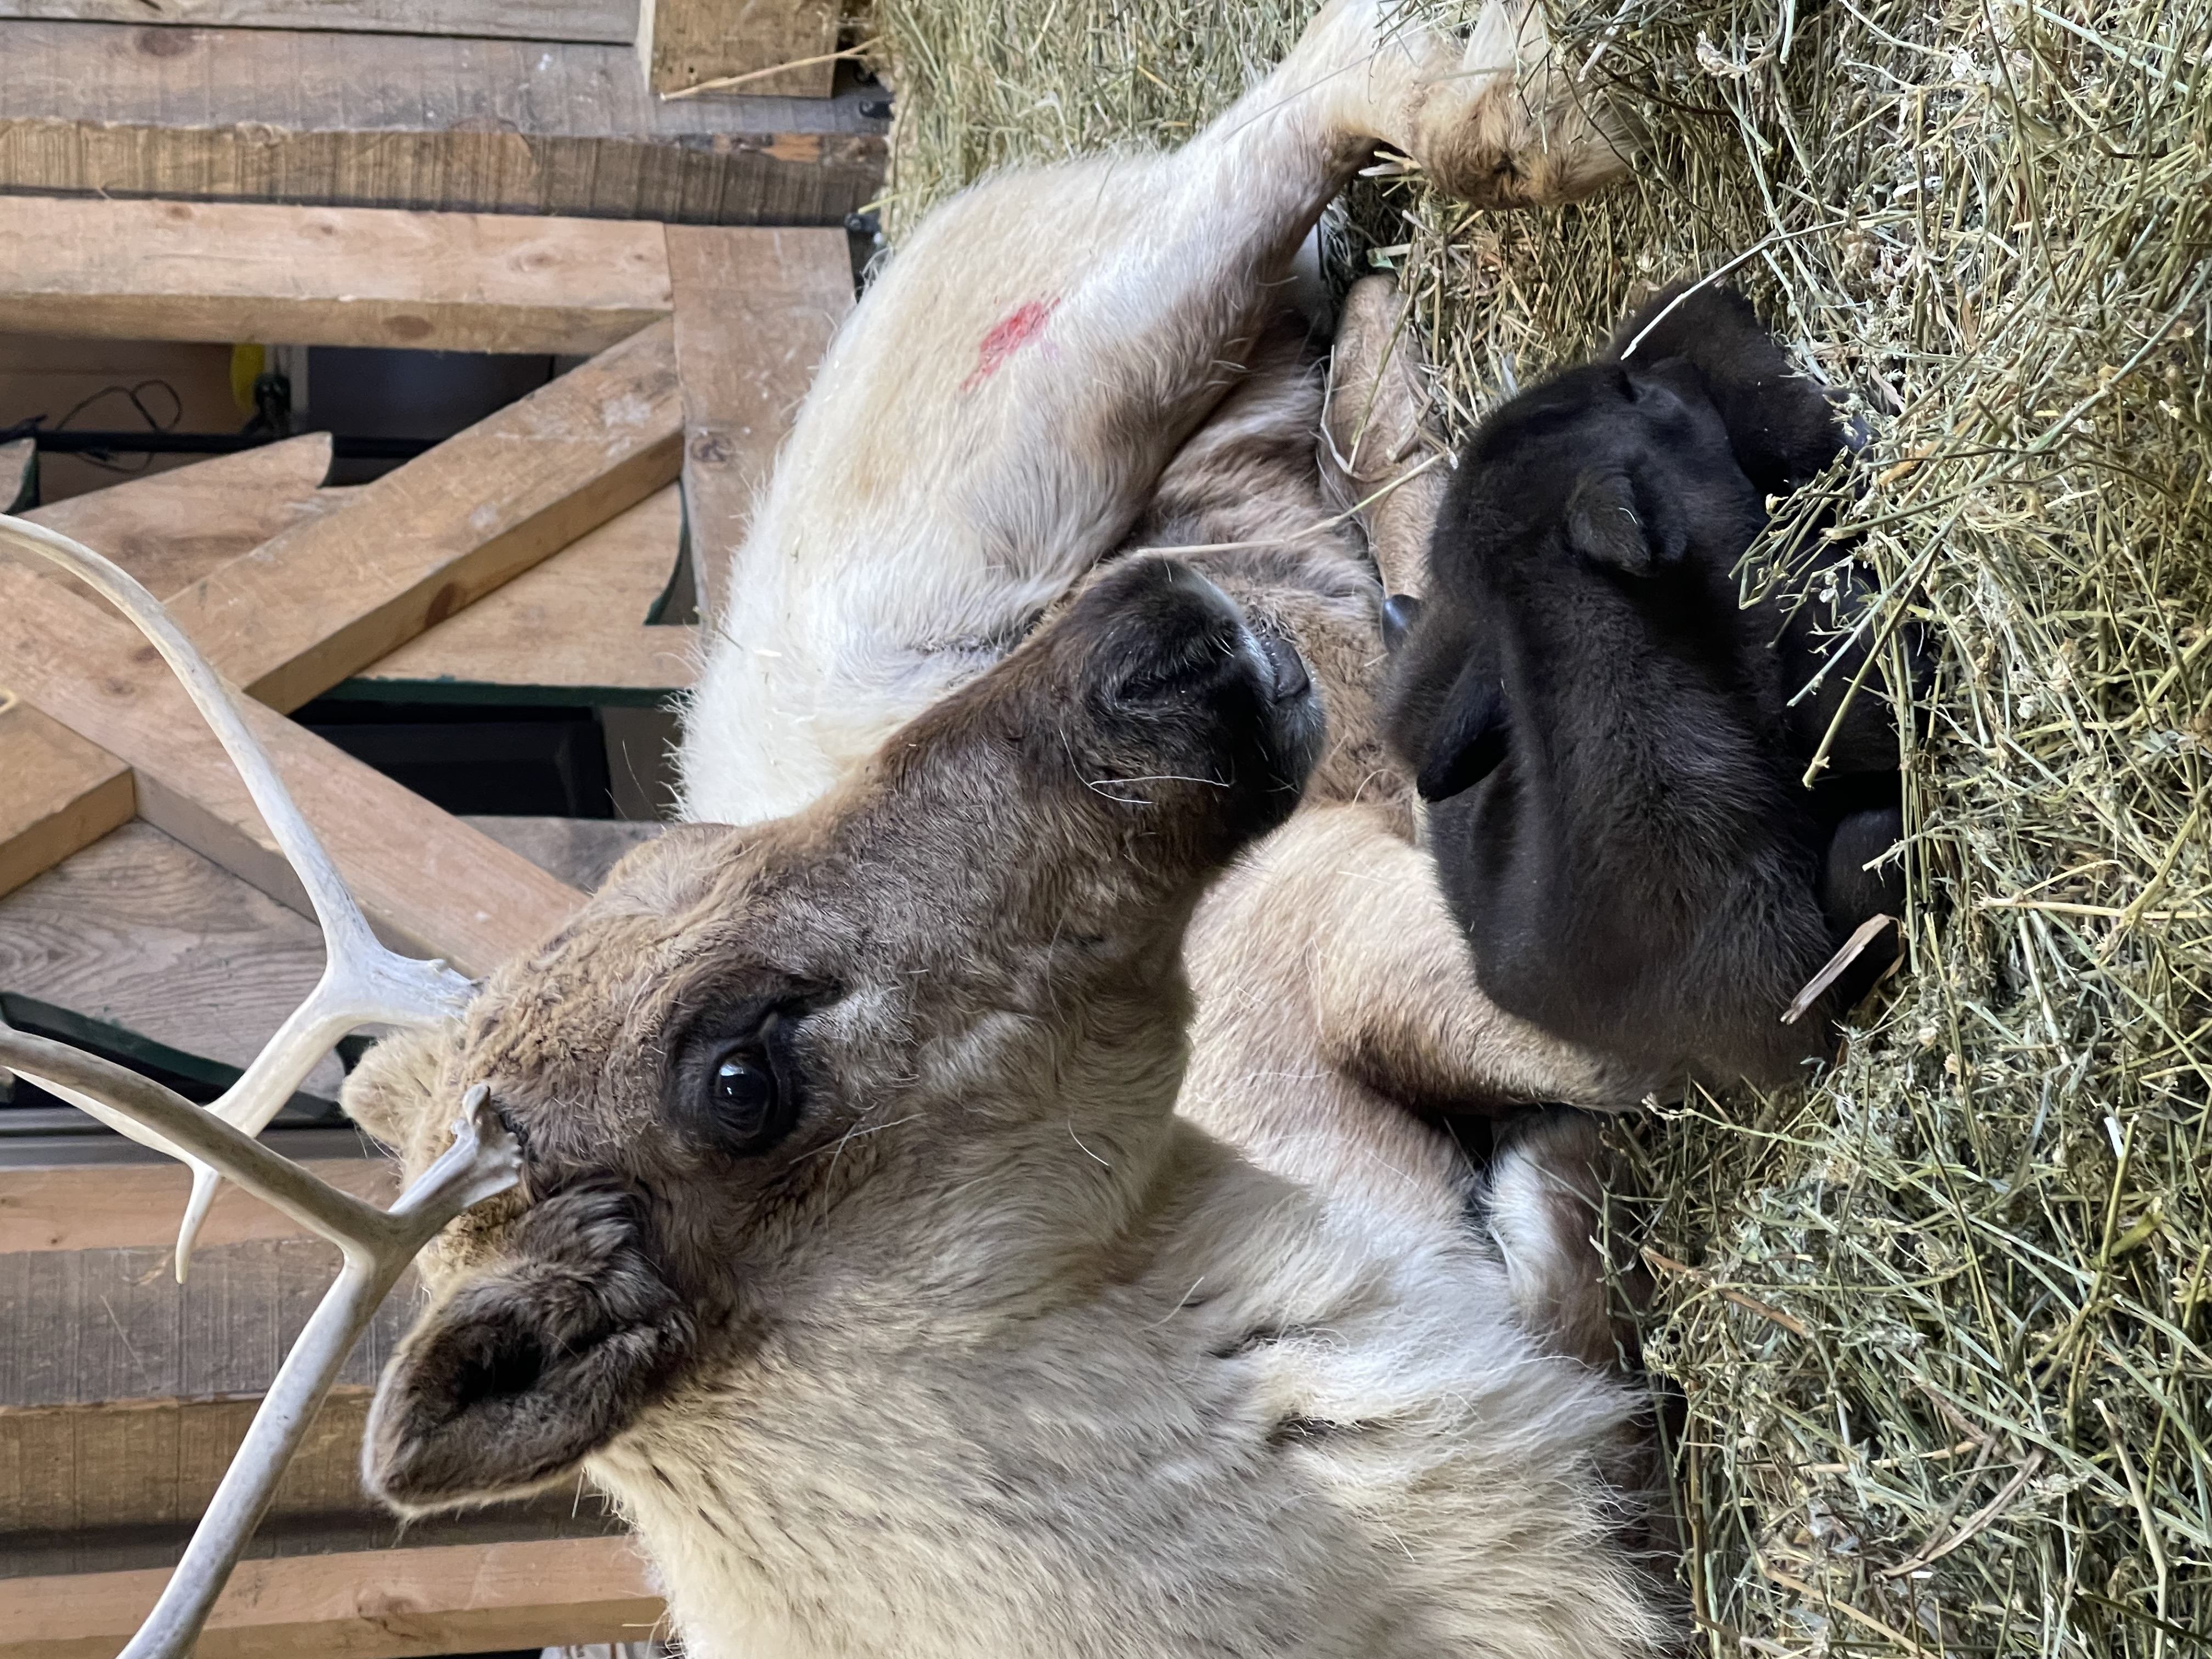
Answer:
[675,0,1626,830]
[343,549,1667,1658]
[1383,284,1910,1091]
[663,0,1651,1330]
[0,2,1661,1650]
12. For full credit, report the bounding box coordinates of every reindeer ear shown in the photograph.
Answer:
[1413,657,1512,802]
[365,1185,693,1514]
[1566,466,1688,574]
[1610,283,1852,496]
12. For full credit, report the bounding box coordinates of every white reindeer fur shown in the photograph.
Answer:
[601,1136,1657,1658]
[361,4,1664,1653]
[676,0,1624,826]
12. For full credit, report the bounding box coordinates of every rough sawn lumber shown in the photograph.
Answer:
[0,1536,663,1658]
[667,224,852,622]
[166,317,683,714]
[0,198,674,355]
[0,561,582,976]
[0,20,886,224]
[0,0,637,44]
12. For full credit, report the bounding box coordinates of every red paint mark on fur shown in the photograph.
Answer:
[961,297,1060,393]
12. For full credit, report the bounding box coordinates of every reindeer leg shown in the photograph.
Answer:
[682,0,1628,822]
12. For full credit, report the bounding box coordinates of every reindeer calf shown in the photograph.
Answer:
[1385,285,1908,1091]
[349,556,1664,1659]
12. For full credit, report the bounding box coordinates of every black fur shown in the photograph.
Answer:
[1386,285,1908,1090]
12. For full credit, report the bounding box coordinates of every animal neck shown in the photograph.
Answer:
[593,1129,1340,1659]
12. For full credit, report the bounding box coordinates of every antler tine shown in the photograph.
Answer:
[0,515,476,1273]
[0,1026,520,1659]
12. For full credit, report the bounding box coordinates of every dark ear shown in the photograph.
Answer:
[1565,466,1687,574]
[1610,283,1851,496]
[365,1184,694,1514]
[1413,654,1511,802]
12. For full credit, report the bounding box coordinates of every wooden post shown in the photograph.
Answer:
[638,0,840,99]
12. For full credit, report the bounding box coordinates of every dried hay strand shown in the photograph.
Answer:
[871,0,2212,1652]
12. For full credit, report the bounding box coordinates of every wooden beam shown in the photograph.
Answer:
[27,433,333,600]
[0,0,637,45]
[0,701,132,904]
[639,0,838,99]
[0,821,348,1100]
[0,565,583,975]
[1,435,33,510]
[0,1536,664,1659]
[0,438,327,901]
[0,20,885,224]
[0,199,673,354]
[347,482,695,704]
[666,225,851,621]
[1,1387,382,1538]
[167,319,682,714]
[0,1156,395,1253]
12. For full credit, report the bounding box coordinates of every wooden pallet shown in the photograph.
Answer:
[0,187,850,1652]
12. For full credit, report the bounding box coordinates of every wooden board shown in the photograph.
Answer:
[0,21,886,225]
[0,199,672,355]
[0,1536,664,1659]
[0,563,584,976]
[0,1156,395,1254]
[639,0,838,99]
[0,0,636,44]
[0,821,346,1100]
[0,435,32,509]
[0,438,328,901]
[348,482,695,704]
[665,225,850,620]
[0,1389,377,1539]
[0,702,132,904]
[26,433,333,600]
[166,319,682,714]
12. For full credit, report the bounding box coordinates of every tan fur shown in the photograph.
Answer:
[342,9,1664,1651]
[1137,314,1652,1256]
[349,560,1666,1658]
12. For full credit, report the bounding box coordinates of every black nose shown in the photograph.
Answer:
[1099,559,1253,704]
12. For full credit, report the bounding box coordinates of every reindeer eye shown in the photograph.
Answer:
[704,1046,781,1150]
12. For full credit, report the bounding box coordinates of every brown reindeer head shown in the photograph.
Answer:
[349,553,1322,1513]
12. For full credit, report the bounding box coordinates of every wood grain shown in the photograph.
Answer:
[167,319,682,714]
[0,702,132,904]
[0,438,328,900]
[0,20,886,225]
[352,482,696,703]
[0,821,345,1099]
[0,0,636,44]
[26,433,333,600]
[665,225,851,620]
[0,435,31,509]
[0,1536,664,1659]
[639,0,838,98]
[0,1154,396,1254]
[0,563,584,975]
[0,199,672,354]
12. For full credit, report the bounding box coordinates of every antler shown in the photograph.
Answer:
[0,514,475,1275]
[0,514,520,1659]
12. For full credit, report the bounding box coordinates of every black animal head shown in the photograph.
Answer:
[1384,285,1893,1088]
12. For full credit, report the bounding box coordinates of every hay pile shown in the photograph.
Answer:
[869,0,2212,1650]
